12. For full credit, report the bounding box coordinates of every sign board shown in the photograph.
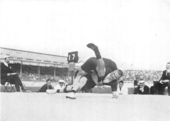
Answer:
[67,51,79,63]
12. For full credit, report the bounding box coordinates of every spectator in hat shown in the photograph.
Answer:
[54,79,66,92]
[150,75,159,95]
[46,79,66,93]
[39,79,53,92]
[1,55,27,92]
[134,76,149,94]
[156,62,170,95]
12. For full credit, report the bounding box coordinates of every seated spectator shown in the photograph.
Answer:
[150,81,159,95]
[156,62,170,95]
[133,75,140,93]
[134,76,149,95]
[1,55,27,92]
[39,79,53,92]
[150,75,159,95]
[54,79,66,92]
[46,80,66,94]
[117,81,128,95]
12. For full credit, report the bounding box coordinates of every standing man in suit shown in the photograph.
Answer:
[156,62,170,95]
[1,56,27,92]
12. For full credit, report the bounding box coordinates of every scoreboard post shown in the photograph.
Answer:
[67,51,79,85]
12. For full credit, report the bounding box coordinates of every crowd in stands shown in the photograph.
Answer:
[122,70,162,83]
[8,63,164,84]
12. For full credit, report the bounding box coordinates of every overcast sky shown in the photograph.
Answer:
[0,0,170,70]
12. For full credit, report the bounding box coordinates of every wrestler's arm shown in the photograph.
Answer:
[103,80,118,98]
[110,81,118,98]
[102,72,113,83]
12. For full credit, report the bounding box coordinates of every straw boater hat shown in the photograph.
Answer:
[138,76,145,84]
[59,79,65,83]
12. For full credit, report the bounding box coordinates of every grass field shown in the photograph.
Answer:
[1,93,170,121]
[1,81,169,121]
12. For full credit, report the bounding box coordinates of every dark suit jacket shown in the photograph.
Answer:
[1,62,14,79]
[150,86,156,94]
[134,85,150,94]
[39,84,53,92]
[134,80,138,86]
[156,70,170,94]
[160,70,170,81]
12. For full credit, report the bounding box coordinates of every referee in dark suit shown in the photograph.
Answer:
[156,62,170,95]
[1,55,27,92]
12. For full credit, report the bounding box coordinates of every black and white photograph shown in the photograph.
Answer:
[0,0,170,121]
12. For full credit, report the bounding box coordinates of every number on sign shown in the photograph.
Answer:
[67,51,79,63]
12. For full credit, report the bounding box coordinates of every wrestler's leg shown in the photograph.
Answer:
[87,43,106,77]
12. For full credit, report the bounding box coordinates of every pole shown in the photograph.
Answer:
[54,65,56,79]
[20,61,22,78]
[68,62,75,85]
[38,63,40,81]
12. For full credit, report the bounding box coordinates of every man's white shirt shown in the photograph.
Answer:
[117,86,128,95]
[54,84,65,91]
[3,61,9,67]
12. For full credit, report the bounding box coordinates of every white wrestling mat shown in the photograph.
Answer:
[1,93,169,121]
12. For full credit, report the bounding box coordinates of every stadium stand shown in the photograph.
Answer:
[9,63,68,82]
[0,47,69,82]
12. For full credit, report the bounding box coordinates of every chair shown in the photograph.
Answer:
[4,82,16,92]
[1,79,16,92]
